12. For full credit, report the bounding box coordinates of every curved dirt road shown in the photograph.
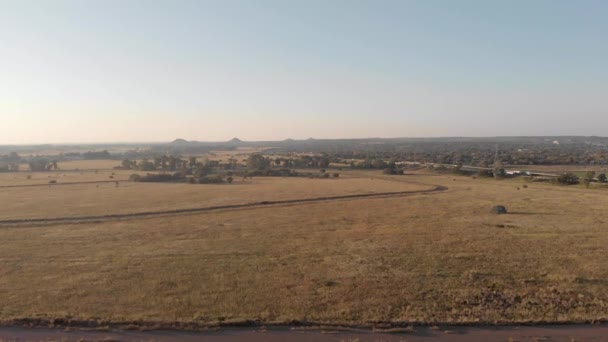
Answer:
[0,185,447,228]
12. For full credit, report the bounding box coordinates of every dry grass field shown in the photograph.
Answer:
[0,166,608,327]
[0,170,133,187]
[0,176,432,220]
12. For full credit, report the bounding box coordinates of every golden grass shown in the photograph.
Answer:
[0,170,133,187]
[0,176,431,219]
[0,171,607,326]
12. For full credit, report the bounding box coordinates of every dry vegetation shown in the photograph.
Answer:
[1,160,608,328]
[0,176,431,220]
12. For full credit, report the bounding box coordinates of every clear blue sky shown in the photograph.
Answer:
[1,0,607,143]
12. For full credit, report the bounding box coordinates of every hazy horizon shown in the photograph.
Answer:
[2,0,607,144]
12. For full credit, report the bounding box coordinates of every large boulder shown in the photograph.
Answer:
[491,205,508,214]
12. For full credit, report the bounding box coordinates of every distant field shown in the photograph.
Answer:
[1,169,608,327]
[0,169,132,186]
[0,175,432,220]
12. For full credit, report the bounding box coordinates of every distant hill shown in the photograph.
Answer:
[227,137,243,144]
[171,138,190,145]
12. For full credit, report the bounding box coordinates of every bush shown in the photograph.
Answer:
[476,169,493,178]
[332,173,340,178]
[491,205,507,214]
[129,174,142,182]
[556,172,579,185]
[132,172,185,183]
[198,175,224,184]
[227,176,234,184]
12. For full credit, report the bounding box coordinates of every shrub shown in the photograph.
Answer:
[332,173,340,178]
[491,205,507,214]
[198,175,224,184]
[129,174,142,182]
[556,172,579,185]
[477,169,494,178]
[131,172,185,183]
[227,176,234,184]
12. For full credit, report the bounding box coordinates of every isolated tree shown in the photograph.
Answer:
[583,171,596,188]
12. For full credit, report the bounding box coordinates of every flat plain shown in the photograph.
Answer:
[1,163,608,328]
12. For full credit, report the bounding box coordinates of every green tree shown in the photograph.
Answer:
[247,154,269,171]
[139,159,155,171]
[583,171,596,188]
[556,172,579,185]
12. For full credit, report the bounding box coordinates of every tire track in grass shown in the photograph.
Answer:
[0,185,448,228]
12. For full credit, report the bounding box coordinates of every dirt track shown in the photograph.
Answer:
[0,180,129,188]
[1,325,607,342]
[0,185,447,227]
